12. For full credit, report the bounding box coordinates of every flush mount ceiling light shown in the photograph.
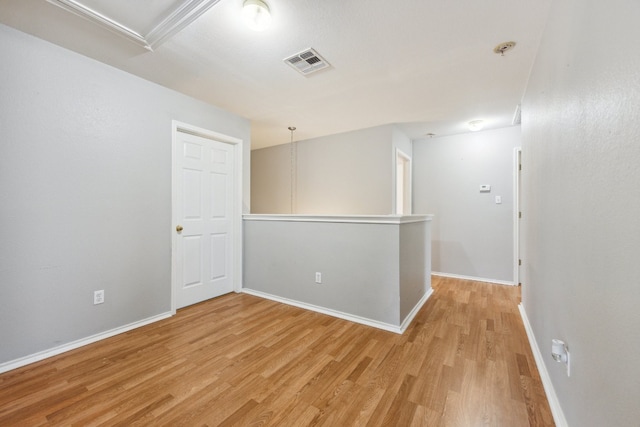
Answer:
[242,0,272,31]
[468,120,485,131]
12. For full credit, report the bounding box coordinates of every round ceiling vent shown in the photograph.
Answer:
[493,41,516,56]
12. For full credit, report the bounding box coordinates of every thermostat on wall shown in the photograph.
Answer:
[480,185,491,192]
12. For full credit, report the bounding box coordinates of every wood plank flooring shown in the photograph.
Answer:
[0,276,554,426]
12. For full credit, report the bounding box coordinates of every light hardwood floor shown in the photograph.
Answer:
[0,276,554,426]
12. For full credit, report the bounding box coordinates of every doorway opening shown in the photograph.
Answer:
[395,149,412,215]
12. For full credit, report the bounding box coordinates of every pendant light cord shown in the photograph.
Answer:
[288,126,296,214]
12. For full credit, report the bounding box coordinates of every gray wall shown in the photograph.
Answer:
[413,127,521,282]
[0,24,250,364]
[251,124,410,215]
[399,221,430,321]
[243,217,430,327]
[244,220,399,325]
[521,0,640,425]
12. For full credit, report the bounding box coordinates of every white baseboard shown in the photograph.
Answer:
[0,311,174,374]
[518,303,568,427]
[399,287,434,332]
[242,288,433,334]
[432,271,515,286]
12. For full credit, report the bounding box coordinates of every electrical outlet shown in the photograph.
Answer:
[315,272,322,284]
[94,290,104,305]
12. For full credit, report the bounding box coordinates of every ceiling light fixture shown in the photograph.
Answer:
[242,0,272,31]
[468,120,484,132]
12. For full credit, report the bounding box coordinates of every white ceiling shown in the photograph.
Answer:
[0,0,552,149]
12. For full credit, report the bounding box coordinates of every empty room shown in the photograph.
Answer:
[1,1,639,426]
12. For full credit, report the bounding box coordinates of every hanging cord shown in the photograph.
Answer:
[288,126,296,214]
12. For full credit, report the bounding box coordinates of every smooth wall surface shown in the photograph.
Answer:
[243,216,431,327]
[251,125,411,215]
[521,0,640,425]
[413,127,521,282]
[244,220,400,325]
[399,221,430,321]
[0,25,250,364]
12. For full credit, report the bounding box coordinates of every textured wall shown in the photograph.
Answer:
[521,0,640,425]
[0,25,250,365]
[413,126,521,282]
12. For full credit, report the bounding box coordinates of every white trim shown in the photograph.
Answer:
[519,304,569,427]
[171,121,244,312]
[242,288,433,334]
[46,0,221,50]
[399,287,434,332]
[432,271,515,286]
[242,214,432,225]
[0,311,173,374]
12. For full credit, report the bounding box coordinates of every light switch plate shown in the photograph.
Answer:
[94,290,104,305]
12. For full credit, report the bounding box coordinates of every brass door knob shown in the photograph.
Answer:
[176,225,183,232]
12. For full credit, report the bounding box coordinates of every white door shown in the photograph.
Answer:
[174,131,234,309]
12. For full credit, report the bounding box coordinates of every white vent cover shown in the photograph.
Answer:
[284,48,330,76]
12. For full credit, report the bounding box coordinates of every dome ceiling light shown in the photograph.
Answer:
[242,0,271,31]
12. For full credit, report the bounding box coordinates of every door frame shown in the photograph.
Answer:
[171,120,243,313]
[394,148,412,215]
[513,147,522,286]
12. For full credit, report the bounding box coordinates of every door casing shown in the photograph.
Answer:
[513,147,522,287]
[394,148,412,215]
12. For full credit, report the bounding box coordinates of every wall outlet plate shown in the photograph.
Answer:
[94,290,105,305]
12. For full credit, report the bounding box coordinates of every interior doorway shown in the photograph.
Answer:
[395,149,412,215]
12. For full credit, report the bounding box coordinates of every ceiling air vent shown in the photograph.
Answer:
[284,48,330,76]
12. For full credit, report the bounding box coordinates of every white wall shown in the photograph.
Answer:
[0,24,250,365]
[251,124,410,215]
[413,127,521,283]
[521,0,640,425]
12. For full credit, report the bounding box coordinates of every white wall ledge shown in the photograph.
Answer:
[243,214,433,224]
